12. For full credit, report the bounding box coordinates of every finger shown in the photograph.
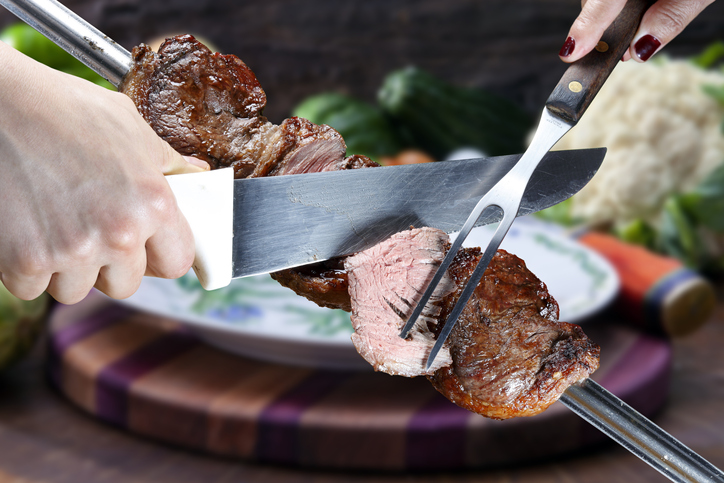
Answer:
[45,269,99,305]
[144,196,196,280]
[629,0,716,62]
[560,0,628,63]
[0,271,51,301]
[159,143,210,175]
[94,251,147,300]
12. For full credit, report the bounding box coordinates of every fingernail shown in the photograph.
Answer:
[559,36,575,58]
[634,34,661,62]
[185,156,210,170]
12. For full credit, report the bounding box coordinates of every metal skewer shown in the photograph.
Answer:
[0,0,130,86]
[2,1,724,481]
[561,379,724,483]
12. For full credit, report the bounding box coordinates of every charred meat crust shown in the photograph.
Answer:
[121,35,268,175]
[270,259,351,312]
[120,34,376,179]
[428,248,600,419]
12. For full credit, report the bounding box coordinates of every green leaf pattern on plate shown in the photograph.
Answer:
[176,274,352,336]
[284,305,353,336]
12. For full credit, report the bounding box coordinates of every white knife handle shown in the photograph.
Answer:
[165,168,234,290]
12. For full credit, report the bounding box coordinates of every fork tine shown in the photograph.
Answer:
[400,108,573,363]
[398,193,500,340]
[424,208,517,370]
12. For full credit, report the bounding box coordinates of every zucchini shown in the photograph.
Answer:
[378,66,533,158]
[292,92,404,162]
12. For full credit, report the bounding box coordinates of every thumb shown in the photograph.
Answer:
[159,142,210,175]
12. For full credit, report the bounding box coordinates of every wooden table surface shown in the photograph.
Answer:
[0,287,722,483]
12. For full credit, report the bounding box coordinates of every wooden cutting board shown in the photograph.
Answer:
[46,291,672,470]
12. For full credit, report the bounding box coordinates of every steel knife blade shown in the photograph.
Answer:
[166,147,605,289]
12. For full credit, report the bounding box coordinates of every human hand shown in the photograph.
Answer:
[559,0,716,63]
[0,41,208,304]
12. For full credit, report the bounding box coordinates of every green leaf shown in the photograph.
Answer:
[615,218,657,250]
[690,41,724,69]
[679,162,724,232]
[657,195,707,268]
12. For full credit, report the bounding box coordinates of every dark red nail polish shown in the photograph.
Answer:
[559,36,575,57]
[634,34,661,62]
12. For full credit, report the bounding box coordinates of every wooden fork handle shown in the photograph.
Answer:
[545,0,653,125]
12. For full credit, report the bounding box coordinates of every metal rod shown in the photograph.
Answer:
[561,379,724,483]
[0,0,131,86]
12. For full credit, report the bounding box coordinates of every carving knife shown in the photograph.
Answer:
[4,1,724,482]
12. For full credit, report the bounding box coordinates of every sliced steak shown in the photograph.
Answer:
[429,247,600,420]
[345,227,599,418]
[345,228,455,376]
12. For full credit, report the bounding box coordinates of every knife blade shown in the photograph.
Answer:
[165,147,604,289]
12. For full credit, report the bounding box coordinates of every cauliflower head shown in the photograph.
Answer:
[554,57,724,227]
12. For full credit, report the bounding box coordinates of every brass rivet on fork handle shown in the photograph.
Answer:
[399,0,655,369]
[568,81,583,93]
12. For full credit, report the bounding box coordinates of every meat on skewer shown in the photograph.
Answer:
[345,227,599,419]
[120,35,600,420]
[121,34,370,311]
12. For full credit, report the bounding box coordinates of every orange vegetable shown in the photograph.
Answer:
[578,231,716,337]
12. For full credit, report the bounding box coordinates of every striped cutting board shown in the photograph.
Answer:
[47,291,672,470]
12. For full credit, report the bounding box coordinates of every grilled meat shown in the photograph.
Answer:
[429,239,600,419]
[121,35,599,419]
[121,35,378,178]
[120,34,375,308]
[345,228,599,418]
[345,228,455,376]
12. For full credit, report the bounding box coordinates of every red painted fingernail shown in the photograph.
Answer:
[559,36,575,57]
[634,34,661,62]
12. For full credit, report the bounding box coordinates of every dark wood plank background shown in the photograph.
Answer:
[2,0,724,122]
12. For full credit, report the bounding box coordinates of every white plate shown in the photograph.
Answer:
[119,219,619,370]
